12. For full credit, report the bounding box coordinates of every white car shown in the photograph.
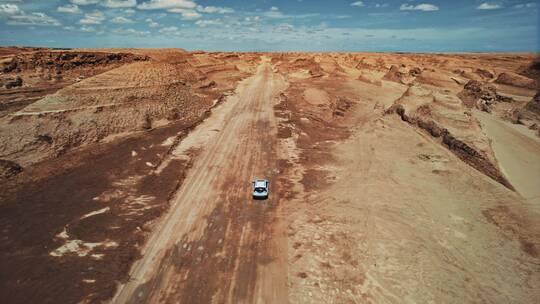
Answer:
[252,179,269,199]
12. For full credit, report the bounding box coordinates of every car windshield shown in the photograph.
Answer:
[254,187,266,192]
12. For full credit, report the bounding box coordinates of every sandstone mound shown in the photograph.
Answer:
[1,76,23,89]
[458,80,512,111]
[383,65,404,83]
[0,159,22,179]
[518,59,540,82]
[0,46,50,56]
[354,58,376,70]
[0,52,252,166]
[525,92,540,115]
[409,67,422,77]
[0,51,152,117]
[475,68,494,79]
[453,69,483,81]
[357,73,382,86]
[495,72,537,89]
[316,56,346,74]
[1,51,148,74]
[303,88,329,106]
[0,67,207,165]
[350,56,386,71]
[387,100,513,190]
[290,57,324,77]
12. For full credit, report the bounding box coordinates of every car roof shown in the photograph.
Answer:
[254,179,267,187]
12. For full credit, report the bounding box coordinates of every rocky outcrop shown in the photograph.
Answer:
[0,52,254,167]
[518,59,540,83]
[357,74,382,86]
[1,51,148,74]
[525,92,540,115]
[388,104,514,190]
[0,159,22,179]
[409,67,422,77]
[290,57,324,78]
[458,80,513,111]
[3,76,23,89]
[383,65,404,83]
[475,68,494,79]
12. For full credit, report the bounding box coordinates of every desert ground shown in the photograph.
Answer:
[0,47,539,303]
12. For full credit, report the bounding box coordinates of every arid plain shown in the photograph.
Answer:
[0,48,539,303]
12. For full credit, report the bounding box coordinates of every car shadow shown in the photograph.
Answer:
[252,196,269,201]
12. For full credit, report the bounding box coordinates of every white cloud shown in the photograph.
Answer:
[70,0,101,5]
[274,23,294,32]
[137,0,196,10]
[262,7,319,19]
[7,12,61,26]
[477,3,502,10]
[196,5,234,14]
[244,16,261,24]
[113,28,150,36]
[79,10,105,24]
[145,18,159,27]
[159,26,178,32]
[400,3,439,11]
[0,3,21,15]
[180,10,201,20]
[80,25,96,32]
[158,26,185,36]
[101,0,137,8]
[70,0,137,8]
[57,4,82,14]
[167,8,201,20]
[195,19,222,27]
[375,3,389,8]
[514,3,537,9]
[111,16,134,23]
[182,11,202,20]
[263,9,285,19]
[351,1,364,7]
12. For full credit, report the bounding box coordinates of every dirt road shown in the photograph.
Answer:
[113,57,288,303]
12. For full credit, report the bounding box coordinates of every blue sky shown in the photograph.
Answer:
[0,0,538,51]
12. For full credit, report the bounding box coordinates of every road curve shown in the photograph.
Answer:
[112,57,288,304]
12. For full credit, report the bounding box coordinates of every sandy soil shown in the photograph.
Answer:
[274,52,539,303]
[0,49,539,303]
[475,111,540,209]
